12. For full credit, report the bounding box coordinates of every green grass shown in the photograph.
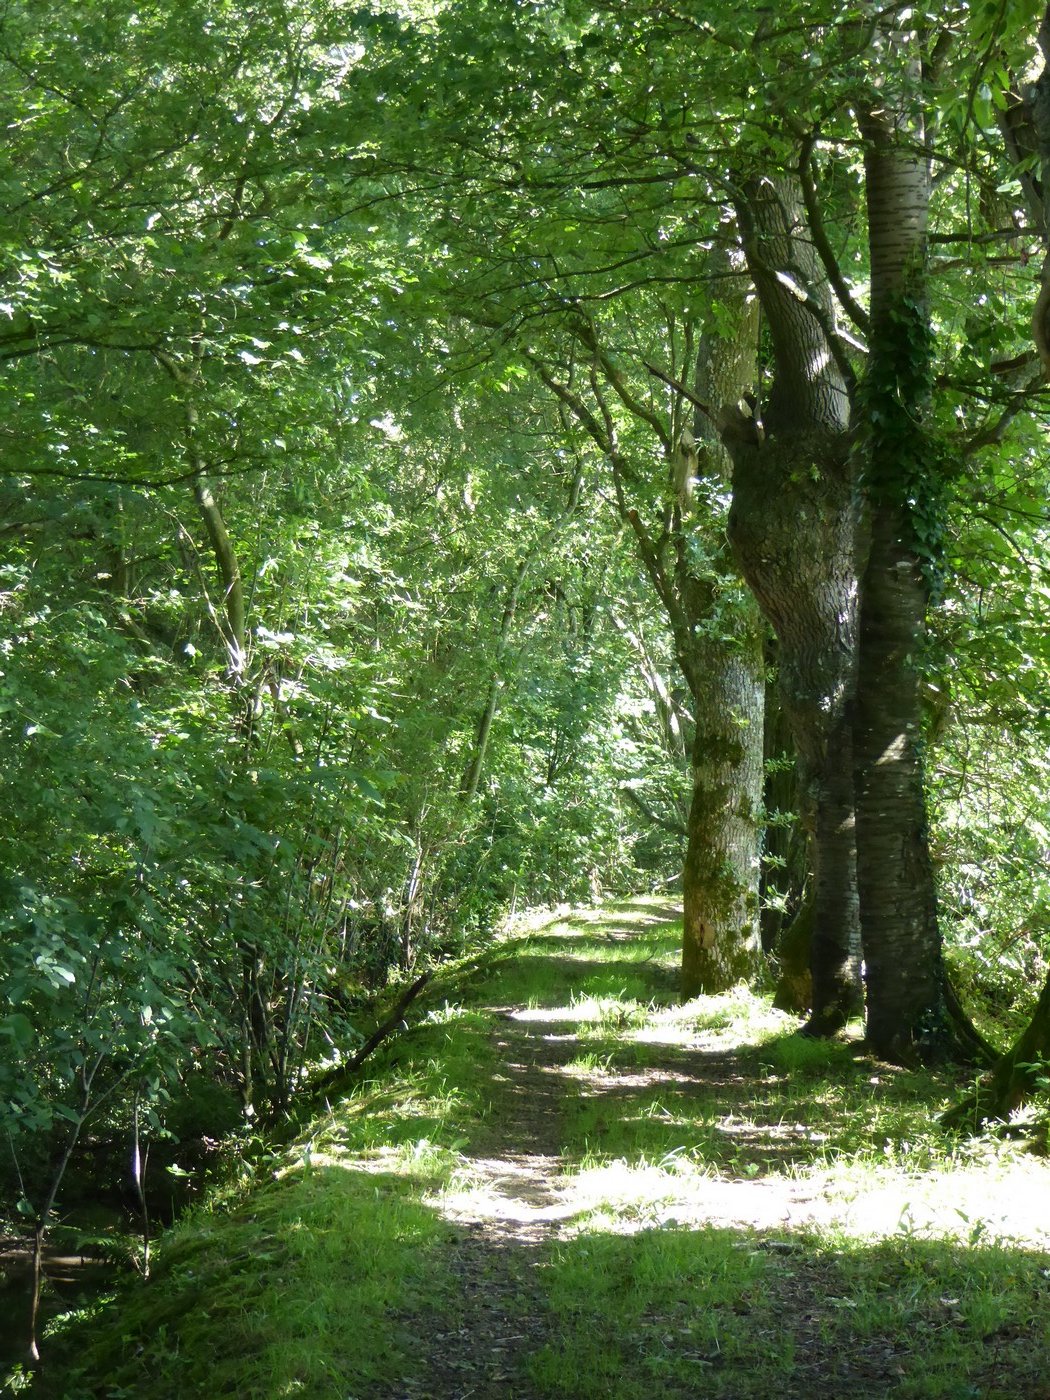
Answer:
[527,1226,792,1399]
[52,1167,455,1398]
[16,900,1050,1400]
[21,988,505,1399]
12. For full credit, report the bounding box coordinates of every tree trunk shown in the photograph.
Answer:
[855,76,946,1061]
[193,468,246,683]
[773,895,815,1015]
[680,633,764,995]
[459,560,528,802]
[726,175,862,1032]
[853,506,942,1056]
[1000,6,1050,372]
[538,275,765,998]
[675,258,765,997]
[759,661,808,958]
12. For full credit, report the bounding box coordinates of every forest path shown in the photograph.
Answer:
[33,902,1050,1400]
[389,1006,580,1400]
[388,930,837,1400]
[378,902,1050,1400]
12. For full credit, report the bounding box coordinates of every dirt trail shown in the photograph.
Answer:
[380,908,1050,1400]
[388,995,844,1400]
[391,1009,580,1400]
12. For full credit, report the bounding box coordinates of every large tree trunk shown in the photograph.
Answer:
[726,176,862,1033]
[547,268,766,999]
[676,257,765,995]
[629,455,764,1001]
[854,75,946,1061]
[1000,6,1050,372]
[759,663,808,955]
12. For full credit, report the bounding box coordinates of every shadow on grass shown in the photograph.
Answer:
[32,1163,1050,1400]
[526,1222,1050,1400]
[545,1022,961,1178]
[28,1166,472,1400]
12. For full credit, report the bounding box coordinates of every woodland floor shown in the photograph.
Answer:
[355,903,1050,1400]
[22,901,1050,1400]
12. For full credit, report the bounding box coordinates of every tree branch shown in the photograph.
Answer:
[798,132,871,336]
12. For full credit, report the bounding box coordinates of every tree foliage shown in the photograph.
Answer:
[3,1,1050,1361]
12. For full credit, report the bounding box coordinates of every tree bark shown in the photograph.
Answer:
[854,74,945,1061]
[1001,6,1050,370]
[679,629,764,994]
[624,483,765,999]
[676,257,765,996]
[193,466,246,683]
[534,286,765,998]
[726,175,862,1033]
[759,662,809,959]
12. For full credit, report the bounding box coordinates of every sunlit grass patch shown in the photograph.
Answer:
[560,1157,716,1224]
[476,952,676,1010]
[521,928,679,963]
[486,902,682,1006]
[47,1166,459,1399]
[816,1145,1050,1248]
[529,1158,1050,1398]
[313,1017,498,1160]
[509,897,683,940]
[568,992,651,1027]
[563,1048,617,1076]
[640,985,794,1047]
[567,1085,720,1165]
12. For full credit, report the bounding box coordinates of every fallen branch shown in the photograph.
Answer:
[314,972,432,1095]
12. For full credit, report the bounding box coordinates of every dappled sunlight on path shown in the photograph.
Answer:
[418,904,1050,1249]
[429,990,1050,1252]
[389,904,1050,1398]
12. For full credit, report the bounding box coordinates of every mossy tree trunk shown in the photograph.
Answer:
[678,626,764,995]
[725,175,862,1034]
[620,412,765,1001]
[675,263,765,996]
[854,66,946,1062]
[944,968,1050,1131]
[534,266,765,998]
